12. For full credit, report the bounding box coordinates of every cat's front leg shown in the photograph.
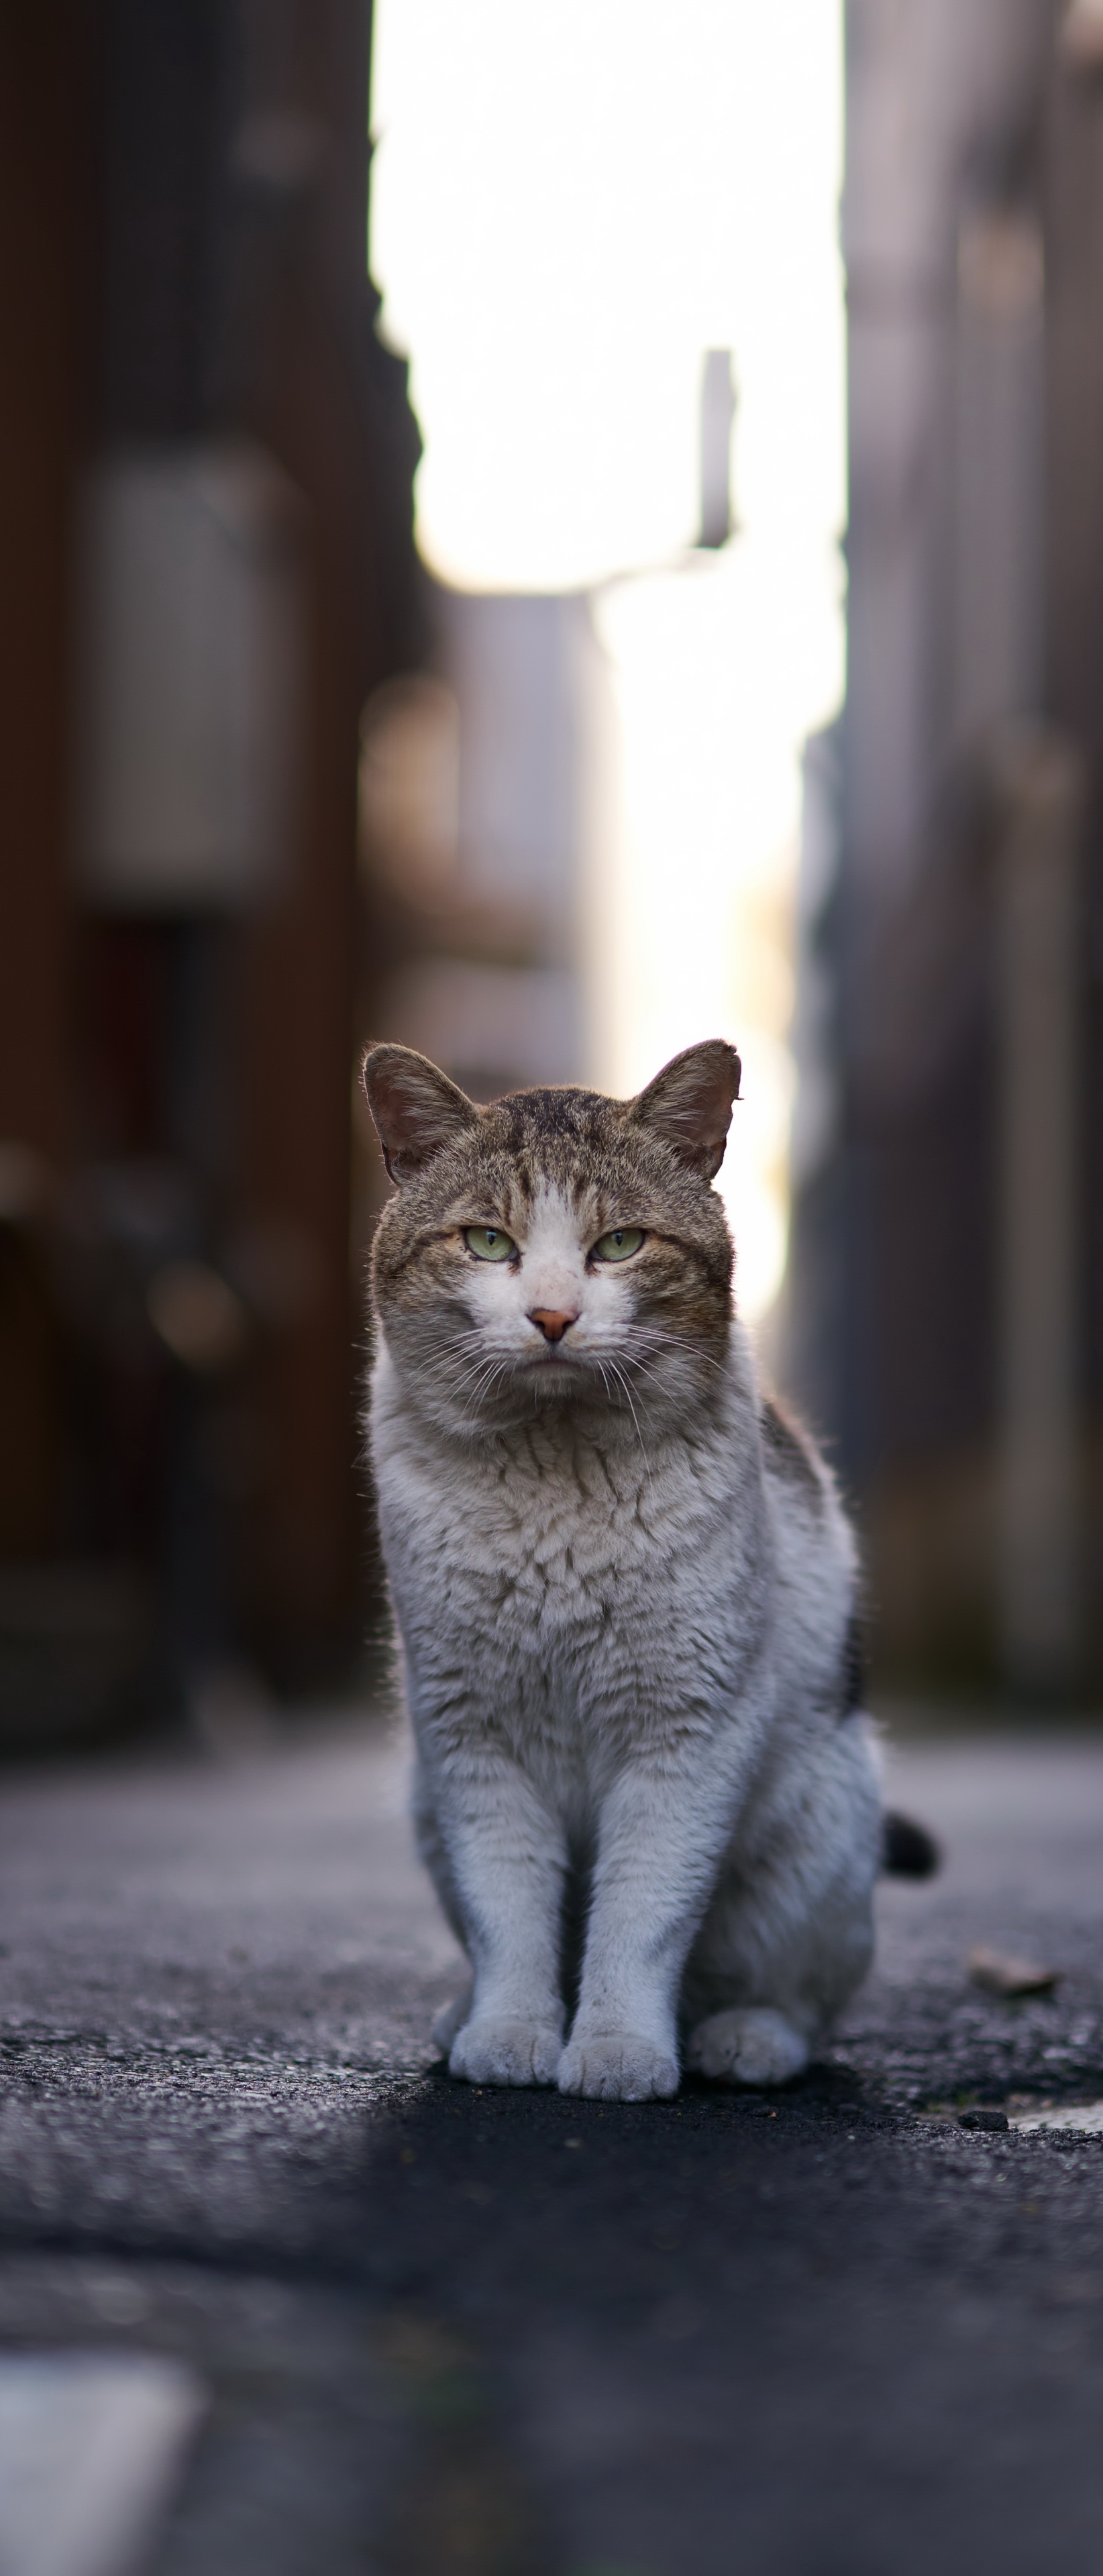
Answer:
[560,1745,739,2102]
[427,1752,568,2088]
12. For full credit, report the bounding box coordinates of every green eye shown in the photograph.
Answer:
[593,1226,644,1263]
[464,1225,515,1263]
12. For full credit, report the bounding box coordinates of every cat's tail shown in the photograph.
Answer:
[880,1811,941,1878]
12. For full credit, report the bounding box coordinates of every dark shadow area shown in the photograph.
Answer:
[5,2057,1103,2575]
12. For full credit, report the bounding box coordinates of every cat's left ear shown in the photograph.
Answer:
[362,1043,479,1184]
[628,1039,741,1182]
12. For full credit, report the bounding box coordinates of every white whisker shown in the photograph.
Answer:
[606,1356,652,1495]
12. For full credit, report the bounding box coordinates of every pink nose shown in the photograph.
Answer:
[528,1307,578,1344]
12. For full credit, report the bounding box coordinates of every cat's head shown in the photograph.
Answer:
[363,1040,741,1436]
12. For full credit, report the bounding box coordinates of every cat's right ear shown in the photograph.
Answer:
[629,1035,742,1179]
[628,1039,741,1182]
[361,1044,479,1185]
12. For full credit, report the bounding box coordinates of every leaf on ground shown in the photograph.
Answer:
[967,1945,1061,1998]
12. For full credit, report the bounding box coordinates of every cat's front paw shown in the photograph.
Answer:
[449,2016,562,2088]
[558,2032,679,2102]
[684,2006,808,2087]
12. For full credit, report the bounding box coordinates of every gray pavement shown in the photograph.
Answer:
[1,1717,1102,2574]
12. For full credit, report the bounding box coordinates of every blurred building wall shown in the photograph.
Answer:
[359,584,602,1122]
[787,0,1103,1695]
[0,0,424,1738]
[0,4,93,1173]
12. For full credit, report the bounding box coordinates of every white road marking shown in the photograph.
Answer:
[0,2353,205,2576]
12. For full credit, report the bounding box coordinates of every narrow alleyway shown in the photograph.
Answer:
[1,1719,1101,2575]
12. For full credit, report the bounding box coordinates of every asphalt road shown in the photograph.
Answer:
[1,1715,1102,2575]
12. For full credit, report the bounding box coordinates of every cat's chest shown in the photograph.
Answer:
[413,1444,653,1597]
[378,1411,724,1639]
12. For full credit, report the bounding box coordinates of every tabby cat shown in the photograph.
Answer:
[363,1038,888,2100]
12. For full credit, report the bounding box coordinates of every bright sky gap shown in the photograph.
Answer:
[371,0,845,1320]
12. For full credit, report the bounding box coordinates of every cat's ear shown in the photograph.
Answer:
[362,1044,479,1185]
[628,1040,741,1181]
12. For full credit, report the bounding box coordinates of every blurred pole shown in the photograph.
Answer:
[697,350,736,551]
[993,726,1084,1696]
[953,210,1044,746]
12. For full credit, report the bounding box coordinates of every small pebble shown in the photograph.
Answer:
[958,2108,1009,2132]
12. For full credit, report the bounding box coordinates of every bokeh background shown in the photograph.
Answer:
[1,0,1100,1750]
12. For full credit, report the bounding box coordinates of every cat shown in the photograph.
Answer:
[362,1036,922,2102]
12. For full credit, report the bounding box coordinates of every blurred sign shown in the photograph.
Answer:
[75,443,306,912]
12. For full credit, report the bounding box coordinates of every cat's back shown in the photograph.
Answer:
[757,1391,857,1707]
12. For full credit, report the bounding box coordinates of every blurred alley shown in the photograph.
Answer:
[2,3,1103,2572]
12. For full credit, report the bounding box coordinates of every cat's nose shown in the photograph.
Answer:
[528,1307,578,1344]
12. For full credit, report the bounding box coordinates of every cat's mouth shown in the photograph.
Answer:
[445,1340,646,1420]
[521,1338,592,1367]
[498,1336,594,1385]
[451,1334,626,1395]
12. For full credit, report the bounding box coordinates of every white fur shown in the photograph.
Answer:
[370,1189,881,2101]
